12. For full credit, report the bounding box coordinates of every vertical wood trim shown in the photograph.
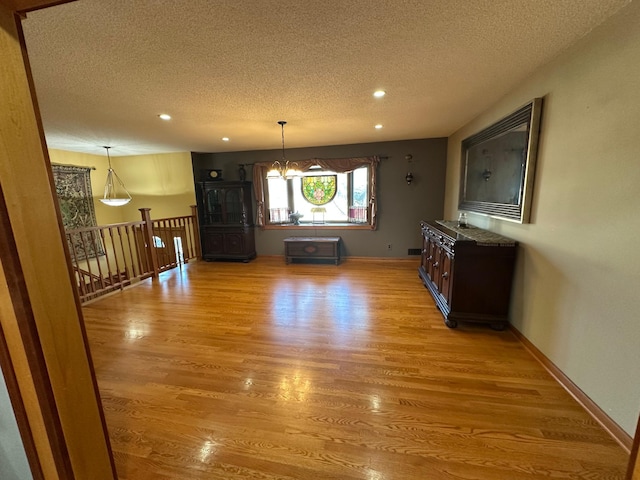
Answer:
[0,270,45,480]
[628,415,640,479]
[0,186,67,479]
[0,4,116,479]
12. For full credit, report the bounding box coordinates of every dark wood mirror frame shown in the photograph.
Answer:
[459,98,543,223]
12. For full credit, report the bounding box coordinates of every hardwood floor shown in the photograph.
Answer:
[81,257,628,479]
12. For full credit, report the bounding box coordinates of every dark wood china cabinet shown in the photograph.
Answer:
[419,220,517,330]
[196,181,256,262]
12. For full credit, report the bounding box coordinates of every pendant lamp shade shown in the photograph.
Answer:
[99,146,132,206]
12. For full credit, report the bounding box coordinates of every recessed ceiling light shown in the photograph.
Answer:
[373,90,386,98]
[222,137,230,142]
[158,114,171,120]
[374,124,383,129]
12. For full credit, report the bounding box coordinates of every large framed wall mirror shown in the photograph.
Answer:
[459,98,543,223]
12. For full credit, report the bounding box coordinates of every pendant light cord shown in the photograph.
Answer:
[104,146,113,170]
[278,120,287,162]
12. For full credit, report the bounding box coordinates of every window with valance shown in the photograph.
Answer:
[251,156,380,229]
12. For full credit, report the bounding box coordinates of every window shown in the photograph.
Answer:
[266,167,369,225]
[254,156,380,229]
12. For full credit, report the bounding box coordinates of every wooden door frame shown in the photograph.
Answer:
[0,1,116,478]
[0,244,45,480]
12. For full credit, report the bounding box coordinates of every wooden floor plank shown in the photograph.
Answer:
[82,257,628,479]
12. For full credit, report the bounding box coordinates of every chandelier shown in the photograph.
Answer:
[99,146,132,206]
[266,121,301,179]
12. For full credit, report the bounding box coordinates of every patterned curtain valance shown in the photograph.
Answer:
[253,155,379,174]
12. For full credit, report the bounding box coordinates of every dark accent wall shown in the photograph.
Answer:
[192,138,447,258]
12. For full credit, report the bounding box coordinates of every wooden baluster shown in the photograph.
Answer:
[160,219,168,269]
[179,218,185,265]
[168,219,174,265]
[123,224,138,279]
[100,227,115,289]
[133,223,147,277]
[139,208,159,278]
[111,226,125,289]
[90,229,107,291]
[67,232,84,299]
[175,218,183,265]
[154,219,163,270]
[140,222,151,277]
[79,231,91,293]
[169,218,178,266]
[118,225,129,285]
[80,231,97,295]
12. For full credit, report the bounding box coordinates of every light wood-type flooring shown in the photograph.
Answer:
[82,257,629,479]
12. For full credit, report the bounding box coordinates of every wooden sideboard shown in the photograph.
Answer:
[418,220,517,329]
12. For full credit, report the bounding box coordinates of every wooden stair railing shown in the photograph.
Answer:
[65,206,200,304]
[72,265,131,300]
[151,208,200,272]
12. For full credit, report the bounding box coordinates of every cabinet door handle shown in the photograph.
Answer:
[422,249,427,254]
[427,256,433,261]
[433,262,439,268]
[442,272,449,279]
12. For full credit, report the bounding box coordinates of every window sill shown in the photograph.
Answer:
[263,223,373,230]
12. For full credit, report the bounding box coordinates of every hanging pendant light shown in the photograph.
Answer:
[99,146,132,206]
[266,121,301,179]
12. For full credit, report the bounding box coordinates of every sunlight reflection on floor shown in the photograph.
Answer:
[269,277,370,346]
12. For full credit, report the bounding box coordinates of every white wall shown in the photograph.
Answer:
[444,1,640,434]
[0,365,33,480]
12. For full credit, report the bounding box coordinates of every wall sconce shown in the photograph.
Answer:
[405,154,414,185]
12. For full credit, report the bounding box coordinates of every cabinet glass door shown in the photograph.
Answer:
[206,188,223,224]
[225,188,243,224]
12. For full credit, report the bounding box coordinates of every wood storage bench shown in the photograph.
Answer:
[283,237,341,265]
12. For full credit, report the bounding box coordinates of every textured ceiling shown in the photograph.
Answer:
[21,0,629,156]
